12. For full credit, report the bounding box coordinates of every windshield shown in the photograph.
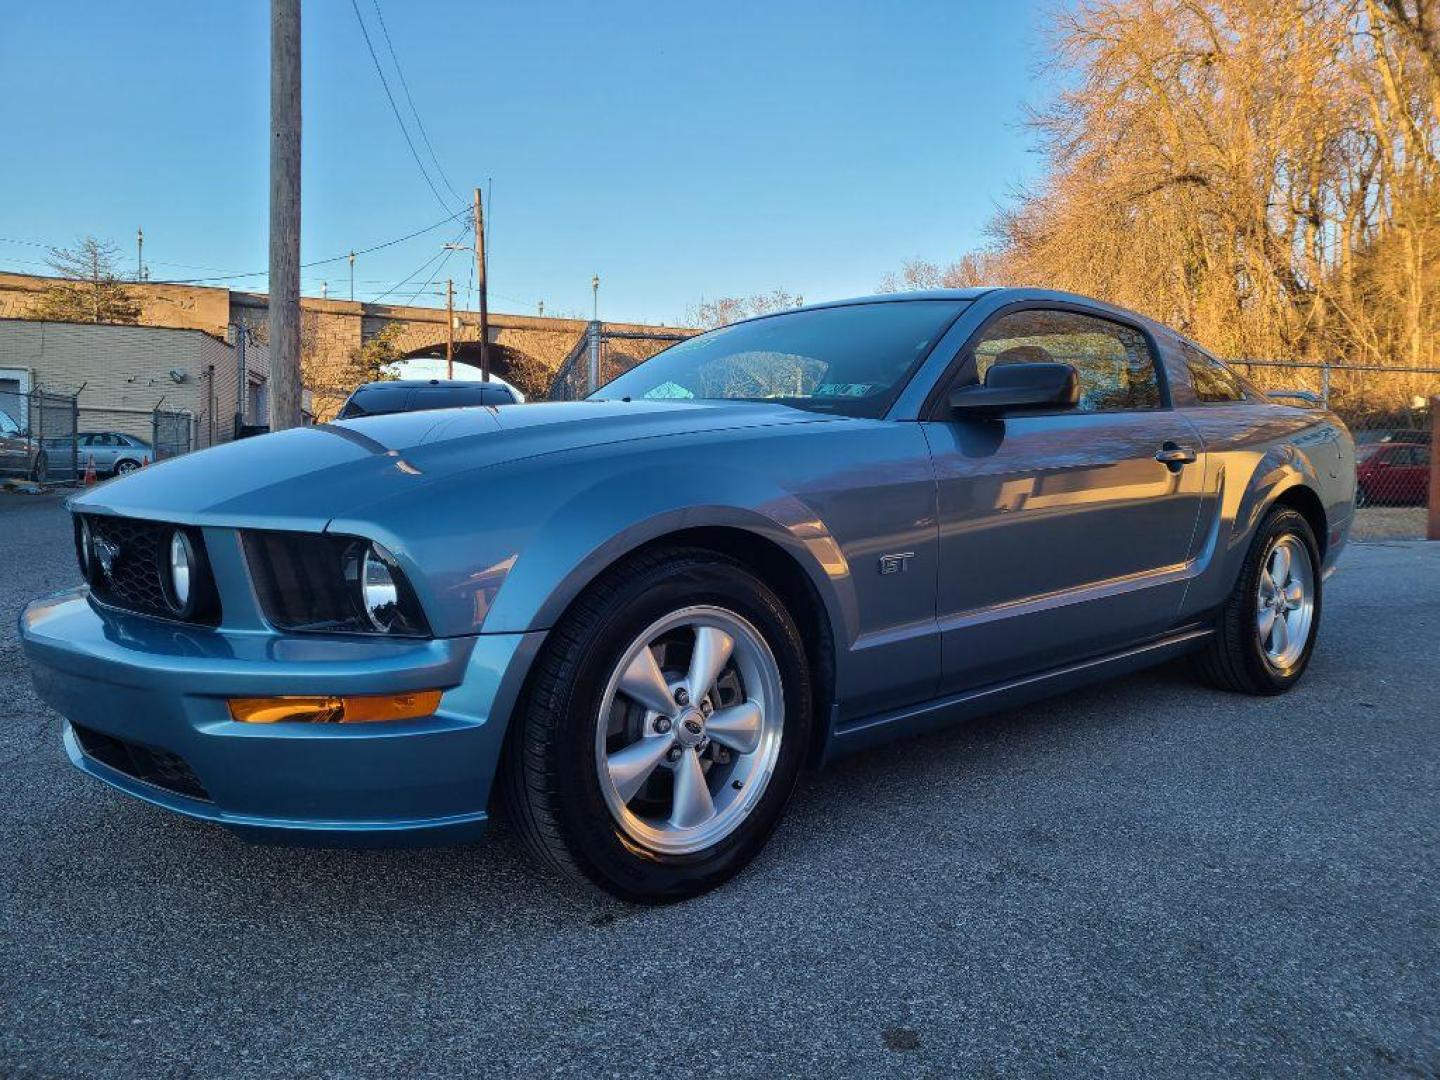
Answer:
[592,300,967,418]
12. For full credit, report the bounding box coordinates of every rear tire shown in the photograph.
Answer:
[1192,505,1322,695]
[502,547,813,903]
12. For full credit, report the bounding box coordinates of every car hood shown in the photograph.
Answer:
[69,399,833,529]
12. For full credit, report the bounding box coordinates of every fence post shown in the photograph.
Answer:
[1429,395,1439,541]
[70,393,78,479]
[1321,361,1331,409]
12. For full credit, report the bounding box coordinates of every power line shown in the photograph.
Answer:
[370,0,462,204]
[370,222,469,304]
[140,206,469,285]
[349,0,453,214]
[401,240,459,307]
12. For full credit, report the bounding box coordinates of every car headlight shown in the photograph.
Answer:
[243,530,430,636]
[359,543,402,631]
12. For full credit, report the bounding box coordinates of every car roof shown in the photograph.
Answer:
[737,287,1166,334]
[351,379,512,391]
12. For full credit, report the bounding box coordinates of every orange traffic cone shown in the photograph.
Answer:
[140,455,150,468]
[82,453,97,487]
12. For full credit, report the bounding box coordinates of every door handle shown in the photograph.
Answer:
[1155,443,1198,470]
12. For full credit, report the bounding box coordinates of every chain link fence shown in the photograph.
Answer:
[1236,360,1435,537]
[0,387,78,484]
[547,323,697,401]
[151,408,195,461]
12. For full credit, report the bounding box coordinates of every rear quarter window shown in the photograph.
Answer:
[1179,342,1246,403]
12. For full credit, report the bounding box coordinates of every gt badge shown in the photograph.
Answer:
[878,552,914,575]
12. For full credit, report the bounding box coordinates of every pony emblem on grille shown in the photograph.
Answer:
[92,537,120,582]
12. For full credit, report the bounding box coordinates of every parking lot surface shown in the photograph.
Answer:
[2,492,1437,1077]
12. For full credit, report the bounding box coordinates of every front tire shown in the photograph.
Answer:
[1193,505,1322,695]
[502,547,813,903]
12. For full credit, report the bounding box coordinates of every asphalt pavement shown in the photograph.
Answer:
[2,491,1437,1077]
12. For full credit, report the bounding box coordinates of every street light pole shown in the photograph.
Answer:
[136,227,144,282]
[348,250,356,301]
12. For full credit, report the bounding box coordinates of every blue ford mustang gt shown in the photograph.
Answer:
[20,289,1356,902]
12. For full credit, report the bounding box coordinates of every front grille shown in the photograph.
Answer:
[79,514,219,625]
[71,723,212,802]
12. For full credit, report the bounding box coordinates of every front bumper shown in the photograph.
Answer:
[20,588,543,845]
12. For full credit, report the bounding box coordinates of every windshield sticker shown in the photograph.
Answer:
[814,382,876,397]
[643,381,695,399]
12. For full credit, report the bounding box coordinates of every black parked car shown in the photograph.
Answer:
[337,379,518,419]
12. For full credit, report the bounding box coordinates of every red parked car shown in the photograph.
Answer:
[1356,441,1431,506]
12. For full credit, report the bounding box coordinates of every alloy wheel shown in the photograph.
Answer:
[594,605,784,855]
[1256,533,1315,671]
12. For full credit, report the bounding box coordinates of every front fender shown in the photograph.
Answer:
[481,459,853,638]
[333,439,856,644]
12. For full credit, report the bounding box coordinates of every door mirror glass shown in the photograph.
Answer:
[950,362,1080,415]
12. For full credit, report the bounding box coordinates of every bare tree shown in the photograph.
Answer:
[688,289,802,329]
[882,0,1440,402]
[33,237,141,324]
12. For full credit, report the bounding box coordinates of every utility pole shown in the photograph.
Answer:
[473,187,490,382]
[445,278,455,380]
[268,0,303,431]
[537,300,544,318]
[348,250,356,301]
[136,227,144,282]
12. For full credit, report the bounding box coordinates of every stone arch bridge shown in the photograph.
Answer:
[0,272,693,420]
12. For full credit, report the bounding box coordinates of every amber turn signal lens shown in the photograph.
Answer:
[228,690,442,724]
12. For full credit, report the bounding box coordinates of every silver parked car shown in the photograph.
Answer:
[21,289,1356,902]
[74,432,154,475]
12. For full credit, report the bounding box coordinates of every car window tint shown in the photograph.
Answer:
[595,300,968,419]
[340,385,413,417]
[408,385,495,411]
[972,309,1161,412]
[1179,342,1246,403]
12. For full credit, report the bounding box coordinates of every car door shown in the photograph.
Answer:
[90,433,120,470]
[920,304,1207,692]
[0,409,25,474]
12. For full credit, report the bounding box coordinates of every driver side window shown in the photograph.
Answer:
[972,309,1161,412]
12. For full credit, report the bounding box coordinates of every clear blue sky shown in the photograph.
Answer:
[0,0,1053,325]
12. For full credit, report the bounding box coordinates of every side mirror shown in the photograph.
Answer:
[949,362,1080,415]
